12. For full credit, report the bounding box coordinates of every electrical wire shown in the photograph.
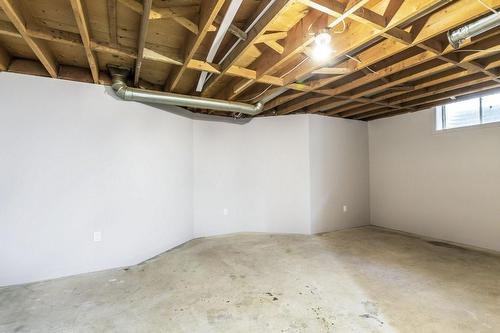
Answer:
[476,0,499,15]
[345,54,377,74]
[331,19,346,34]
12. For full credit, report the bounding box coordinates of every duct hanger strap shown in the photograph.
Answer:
[108,66,264,116]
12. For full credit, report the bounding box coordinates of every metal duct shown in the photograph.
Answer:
[448,12,500,48]
[109,67,264,116]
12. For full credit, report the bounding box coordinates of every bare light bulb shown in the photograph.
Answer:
[312,29,332,61]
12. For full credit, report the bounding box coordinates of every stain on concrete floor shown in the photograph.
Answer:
[1,226,499,332]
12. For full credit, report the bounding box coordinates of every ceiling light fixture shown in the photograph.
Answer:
[312,28,332,61]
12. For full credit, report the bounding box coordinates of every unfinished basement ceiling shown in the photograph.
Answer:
[0,0,499,120]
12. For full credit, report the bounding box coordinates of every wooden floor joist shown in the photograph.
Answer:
[0,0,58,77]
[0,0,499,120]
[70,0,99,83]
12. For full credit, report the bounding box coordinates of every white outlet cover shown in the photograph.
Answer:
[343,205,348,212]
[93,231,102,242]
[223,208,229,216]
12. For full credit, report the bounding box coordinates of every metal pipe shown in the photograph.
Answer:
[448,12,500,48]
[109,67,264,116]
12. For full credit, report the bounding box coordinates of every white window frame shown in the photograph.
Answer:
[435,93,500,132]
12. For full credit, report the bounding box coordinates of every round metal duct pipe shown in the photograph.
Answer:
[448,12,500,48]
[109,67,264,116]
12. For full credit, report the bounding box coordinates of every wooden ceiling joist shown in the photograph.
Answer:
[282,0,500,116]
[117,0,199,34]
[0,0,499,121]
[217,10,326,101]
[0,45,10,70]
[200,0,295,97]
[358,84,500,121]
[165,0,225,92]
[107,0,118,45]
[70,0,99,83]
[0,0,58,78]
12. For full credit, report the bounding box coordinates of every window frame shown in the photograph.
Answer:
[435,93,500,132]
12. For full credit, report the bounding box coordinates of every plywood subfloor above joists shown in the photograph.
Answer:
[0,0,499,121]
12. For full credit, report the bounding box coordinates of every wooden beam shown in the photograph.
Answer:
[216,10,327,100]
[154,7,198,34]
[264,40,284,54]
[333,66,498,118]
[8,58,50,76]
[143,47,183,65]
[335,69,477,117]
[278,95,331,114]
[165,0,225,92]
[201,0,295,97]
[134,0,152,85]
[357,83,500,120]
[214,15,247,40]
[273,0,499,115]
[0,45,10,70]
[316,51,437,98]
[117,0,199,34]
[107,0,118,45]
[298,0,411,44]
[256,32,288,43]
[227,0,422,102]
[329,0,372,29]
[0,21,287,87]
[70,0,99,83]
[312,67,353,75]
[0,20,21,38]
[27,23,82,46]
[0,0,58,77]
[282,49,435,114]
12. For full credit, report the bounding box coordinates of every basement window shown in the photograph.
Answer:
[436,93,500,130]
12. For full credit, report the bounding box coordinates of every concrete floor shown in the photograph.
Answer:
[1,226,499,332]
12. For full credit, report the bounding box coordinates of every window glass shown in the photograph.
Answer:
[481,93,500,124]
[436,92,500,130]
[444,98,480,129]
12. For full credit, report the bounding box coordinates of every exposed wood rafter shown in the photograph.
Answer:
[165,0,226,92]
[0,0,58,77]
[70,0,99,83]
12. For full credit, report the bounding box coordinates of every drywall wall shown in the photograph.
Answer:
[193,115,311,236]
[0,73,372,286]
[193,114,371,237]
[369,108,500,252]
[0,73,194,286]
[309,115,370,233]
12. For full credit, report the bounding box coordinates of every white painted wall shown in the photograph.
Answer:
[309,115,370,233]
[369,108,500,252]
[0,73,371,286]
[0,73,194,286]
[193,115,311,236]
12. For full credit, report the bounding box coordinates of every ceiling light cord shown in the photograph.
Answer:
[345,54,377,74]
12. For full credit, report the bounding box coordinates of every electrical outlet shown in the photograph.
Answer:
[93,231,102,242]
[223,208,229,216]
[343,205,348,213]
